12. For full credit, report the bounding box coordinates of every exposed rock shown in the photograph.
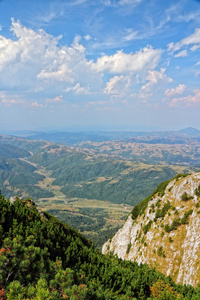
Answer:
[102,172,200,287]
[10,196,47,219]
[10,196,23,204]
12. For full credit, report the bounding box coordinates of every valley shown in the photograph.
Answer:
[0,129,199,248]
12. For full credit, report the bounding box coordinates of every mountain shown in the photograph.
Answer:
[24,127,200,146]
[103,172,200,287]
[0,133,199,250]
[178,127,200,135]
[2,192,200,299]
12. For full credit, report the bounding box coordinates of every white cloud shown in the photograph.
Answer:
[85,100,106,108]
[101,0,142,6]
[0,93,25,106]
[191,44,200,51]
[31,101,44,108]
[104,75,131,95]
[174,50,188,58]
[167,42,181,53]
[65,83,91,95]
[46,95,63,103]
[181,28,200,46]
[1,98,24,106]
[123,29,138,41]
[168,28,200,54]
[84,35,91,41]
[165,84,186,97]
[141,68,172,92]
[177,11,200,23]
[169,89,200,107]
[0,19,101,93]
[94,46,161,74]
[119,0,142,5]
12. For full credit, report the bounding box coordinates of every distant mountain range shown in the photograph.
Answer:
[0,127,199,146]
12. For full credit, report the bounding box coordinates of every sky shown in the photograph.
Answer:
[0,0,200,131]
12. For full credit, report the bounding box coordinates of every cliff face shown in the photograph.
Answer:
[102,172,200,287]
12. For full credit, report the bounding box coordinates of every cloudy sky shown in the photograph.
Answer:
[0,0,200,131]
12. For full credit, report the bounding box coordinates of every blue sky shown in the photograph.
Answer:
[0,0,200,131]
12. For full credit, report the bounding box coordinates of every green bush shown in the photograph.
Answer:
[126,242,132,254]
[157,246,166,258]
[181,210,193,224]
[143,220,153,234]
[195,184,200,197]
[181,192,193,201]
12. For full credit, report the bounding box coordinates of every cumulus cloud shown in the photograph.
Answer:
[65,83,91,95]
[169,89,200,107]
[165,84,186,97]
[141,68,172,92]
[0,19,101,92]
[84,35,91,41]
[31,101,44,108]
[94,46,161,74]
[104,75,131,94]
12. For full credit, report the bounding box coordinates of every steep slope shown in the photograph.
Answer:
[103,172,200,287]
[2,192,200,299]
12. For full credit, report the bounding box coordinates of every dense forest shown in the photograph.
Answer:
[1,192,200,299]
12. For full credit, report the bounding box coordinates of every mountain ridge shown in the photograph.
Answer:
[103,172,200,287]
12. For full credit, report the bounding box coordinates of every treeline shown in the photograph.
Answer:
[1,192,200,299]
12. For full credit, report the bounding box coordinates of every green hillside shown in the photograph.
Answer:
[0,134,197,249]
[1,192,200,299]
[0,157,54,200]
[0,143,30,159]
[29,148,193,205]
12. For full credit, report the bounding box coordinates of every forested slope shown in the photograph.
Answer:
[0,192,200,299]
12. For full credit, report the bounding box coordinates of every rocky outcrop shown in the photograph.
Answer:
[10,196,47,219]
[102,172,200,287]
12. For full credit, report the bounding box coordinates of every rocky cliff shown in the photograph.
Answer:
[102,172,200,287]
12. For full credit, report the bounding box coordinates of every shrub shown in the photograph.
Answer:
[155,201,171,220]
[157,247,166,258]
[195,184,200,197]
[181,210,193,225]
[171,218,181,230]
[143,220,153,234]
[131,179,172,220]
[181,192,193,201]
[150,279,181,299]
[164,224,171,233]
[175,173,189,181]
[126,242,131,254]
